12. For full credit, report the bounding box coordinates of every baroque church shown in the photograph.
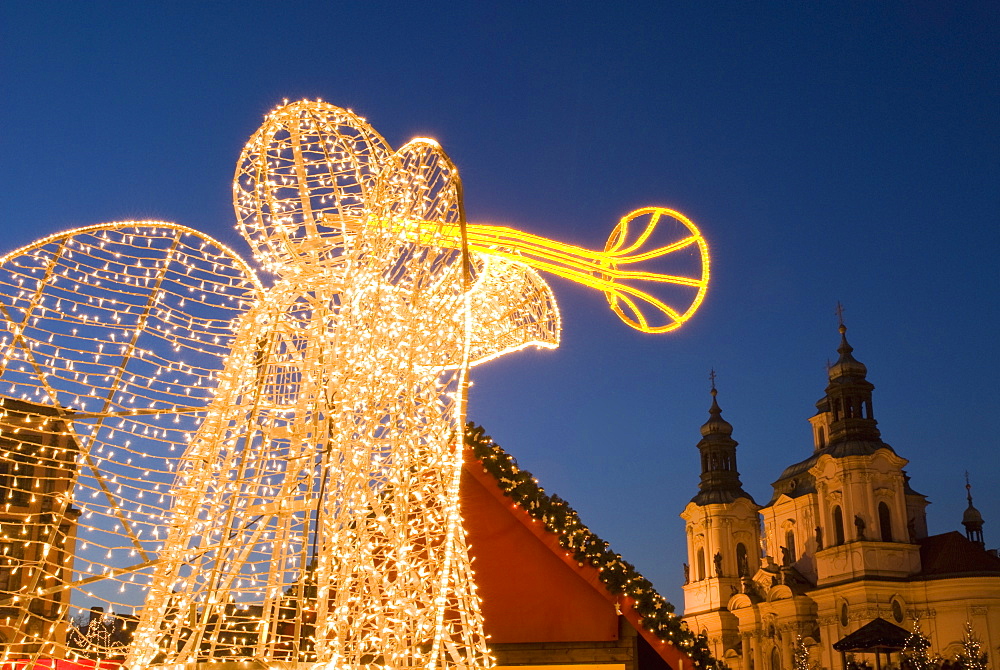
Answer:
[680,323,1000,670]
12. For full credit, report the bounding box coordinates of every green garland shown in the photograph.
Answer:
[465,423,720,670]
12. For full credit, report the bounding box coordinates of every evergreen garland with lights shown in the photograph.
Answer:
[465,423,719,669]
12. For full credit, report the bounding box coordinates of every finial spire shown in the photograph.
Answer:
[836,301,846,329]
[962,471,985,547]
[703,371,727,429]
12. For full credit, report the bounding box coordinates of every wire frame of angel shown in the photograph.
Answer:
[0,100,710,669]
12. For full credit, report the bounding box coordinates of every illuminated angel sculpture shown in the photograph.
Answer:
[0,101,708,669]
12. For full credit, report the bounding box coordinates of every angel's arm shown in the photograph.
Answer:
[465,254,560,367]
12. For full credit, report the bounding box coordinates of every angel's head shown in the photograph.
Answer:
[234,100,391,274]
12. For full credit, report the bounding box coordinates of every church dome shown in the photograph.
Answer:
[828,324,868,381]
[964,504,984,526]
[701,388,734,437]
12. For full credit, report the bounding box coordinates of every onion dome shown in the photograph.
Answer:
[701,388,734,437]
[828,324,868,382]
[963,505,985,527]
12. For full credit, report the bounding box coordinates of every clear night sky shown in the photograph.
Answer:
[2,2,997,610]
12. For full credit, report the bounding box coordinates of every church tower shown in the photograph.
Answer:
[681,380,760,661]
[762,320,925,588]
[686,315,1000,670]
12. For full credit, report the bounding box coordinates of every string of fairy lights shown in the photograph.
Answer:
[0,99,709,668]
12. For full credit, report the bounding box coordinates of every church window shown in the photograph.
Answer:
[785,530,796,562]
[817,427,826,448]
[840,602,849,627]
[833,505,845,545]
[0,541,24,591]
[770,646,781,670]
[736,542,749,577]
[696,548,706,581]
[0,452,33,506]
[878,502,892,542]
[891,598,904,623]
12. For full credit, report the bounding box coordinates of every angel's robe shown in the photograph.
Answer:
[126,236,559,669]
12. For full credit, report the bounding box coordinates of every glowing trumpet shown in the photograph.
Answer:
[370,206,710,334]
[465,206,709,334]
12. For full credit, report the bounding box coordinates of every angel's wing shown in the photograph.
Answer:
[0,221,260,646]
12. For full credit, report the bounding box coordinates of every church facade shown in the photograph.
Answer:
[680,324,1000,670]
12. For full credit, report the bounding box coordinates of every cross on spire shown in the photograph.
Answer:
[835,301,846,327]
[709,368,717,392]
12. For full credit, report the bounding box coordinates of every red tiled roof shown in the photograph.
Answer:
[463,423,714,670]
[917,531,1000,576]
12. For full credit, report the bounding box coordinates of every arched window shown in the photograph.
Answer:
[878,502,893,542]
[0,454,32,506]
[736,542,749,576]
[696,548,706,581]
[785,529,797,563]
[770,646,781,670]
[833,505,846,545]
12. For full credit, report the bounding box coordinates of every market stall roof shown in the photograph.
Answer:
[833,618,913,652]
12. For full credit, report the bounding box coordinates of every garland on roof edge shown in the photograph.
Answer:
[465,423,721,670]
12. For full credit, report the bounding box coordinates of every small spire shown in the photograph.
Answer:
[835,302,854,357]
[836,303,852,355]
[702,375,731,436]
[828,308,867,381]
[708,369,721,414]
[838,324,853,354]
[962,471,985,548]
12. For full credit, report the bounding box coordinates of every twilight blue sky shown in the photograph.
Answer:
[2,2,998,608]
